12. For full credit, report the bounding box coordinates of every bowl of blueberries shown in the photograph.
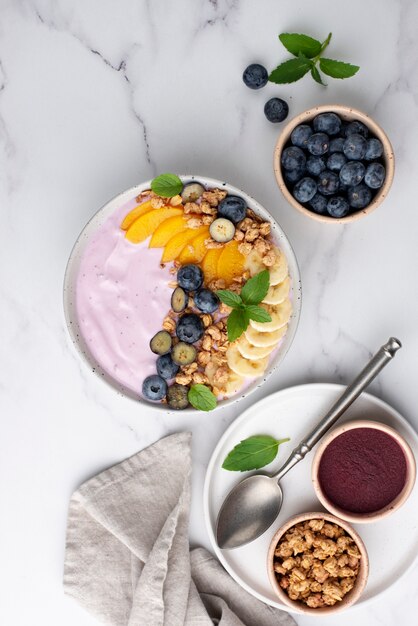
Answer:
[273,104,394,222]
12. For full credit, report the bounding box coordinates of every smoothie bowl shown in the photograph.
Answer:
[64,175,301,412]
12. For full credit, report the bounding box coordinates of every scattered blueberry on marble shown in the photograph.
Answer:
[281,112,386,218]
[142,375,167,401]
[177,264,203,291]
[242,63,268,89]
[218,195,247,223]
[264,97,289,123]
[194,289,220,314]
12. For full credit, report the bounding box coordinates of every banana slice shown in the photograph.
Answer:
[263,276,290,305]
[224,370,245,395]
[245,324,288,347]
[244,250,264,276]
[236,335,278,360]
[269,247,288,286]
[249,299,292,332]
[227,344,268,378]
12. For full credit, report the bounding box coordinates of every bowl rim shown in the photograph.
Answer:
[311,419,417,523]
[63,174,302,413]
[267,510,369,615]
[273,103,395,224]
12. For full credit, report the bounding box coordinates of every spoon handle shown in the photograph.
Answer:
[273,337,402,482]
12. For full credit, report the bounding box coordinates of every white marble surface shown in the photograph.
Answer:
[1,0,418,624]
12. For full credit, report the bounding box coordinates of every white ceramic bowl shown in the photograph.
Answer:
[63,175,301,411]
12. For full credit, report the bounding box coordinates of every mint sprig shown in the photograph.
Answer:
[151,173,183,197]
[188,384,217,411]
[217,270,271,342]
[222,435,290,472]
[269,32,359,87]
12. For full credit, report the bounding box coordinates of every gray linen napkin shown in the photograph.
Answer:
[64,432,296,626]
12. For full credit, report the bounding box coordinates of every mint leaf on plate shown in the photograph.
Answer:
[269,57,312,84]
[319,58,359,79]
[241,270,270,305]
[245,305,271,323]
[222,435,290,471]
[217,290,243,308]
[151,173,183,197]
[279,33,322,59]
[188,384,217,411]
[227,308,249,343]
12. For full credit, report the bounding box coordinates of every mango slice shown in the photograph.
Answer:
[217,240,245,285]
[121,200,153,231]
[125,207,183,244]
[178,229,210,264]
[161,226,208,264]
[201,248,223,285]
[149,215,188,248]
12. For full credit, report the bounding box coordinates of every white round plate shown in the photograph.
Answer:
[63,175,301,411]
[204,383,418,612]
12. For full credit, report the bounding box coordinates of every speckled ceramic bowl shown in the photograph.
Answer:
[267,511,369,615]
[63,176,302,412]
[312,420,416,523]
[273,104,394,224]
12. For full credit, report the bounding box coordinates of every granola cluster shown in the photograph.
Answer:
[273,519,361,609]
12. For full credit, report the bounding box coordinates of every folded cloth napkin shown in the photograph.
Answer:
[64,432,296,626]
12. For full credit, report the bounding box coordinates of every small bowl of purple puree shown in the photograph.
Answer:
[312,420,416,523]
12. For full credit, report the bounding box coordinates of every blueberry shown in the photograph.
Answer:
[218,195,247,223]
[156,354,179,380]
[306,156,326,177]
[327,153,347,172]
[284,167,305,185]
[347,184,372,209]
[150,330,172,355]
[176,313,204,344]
[343,134,367,160]
[142,375,167,401]
[171,341,197,365]
[177,264,203,291]
[171,286,188,313]
[290,124,313,148]
[313,112,342,136]
[242,63,268,89]
[307,133,329,156]
[264,97,289,123]
[281,146,306,171]
[194,289,220,313]
[327,196,350,218]
[317,170,340,196]
[309,193,328,215]
[339,161,365,186]
[167,384,189,410]
[293,177,317,203]
[364,162,385,189]
[345,120,369,138]
[329,137,345,153]
[365,138,383,160]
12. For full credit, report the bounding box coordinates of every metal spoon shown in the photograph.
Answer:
[216,337,401,550]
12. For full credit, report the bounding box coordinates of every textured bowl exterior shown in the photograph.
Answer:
[311,420,417,523]
[267,511,369,615]
[63,175,302,412]
[273,104,395,224]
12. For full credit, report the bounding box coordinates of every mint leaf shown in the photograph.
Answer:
[188,384,217,411]
[279,33,322,59]
[151,173,183,197]
[217,290,243,308]
[227,308,249,342]
[245,305,271,323]
[311,65,326,86]
[222,435,290,471]
[269,57,312,84]
[240,270,270,305]
[319,58,359,79]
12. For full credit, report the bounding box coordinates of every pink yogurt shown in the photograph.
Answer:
[76,197,174,396]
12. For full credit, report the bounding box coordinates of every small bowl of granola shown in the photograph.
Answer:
[267,512,369,614]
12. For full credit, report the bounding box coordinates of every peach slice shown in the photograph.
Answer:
[149,215,188,248]
[125,207,183,244]
[178,228,210,264]
[161,226,208,263]
[217,240,245,285]
[121,200,153,231]
[201,247,222,285]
